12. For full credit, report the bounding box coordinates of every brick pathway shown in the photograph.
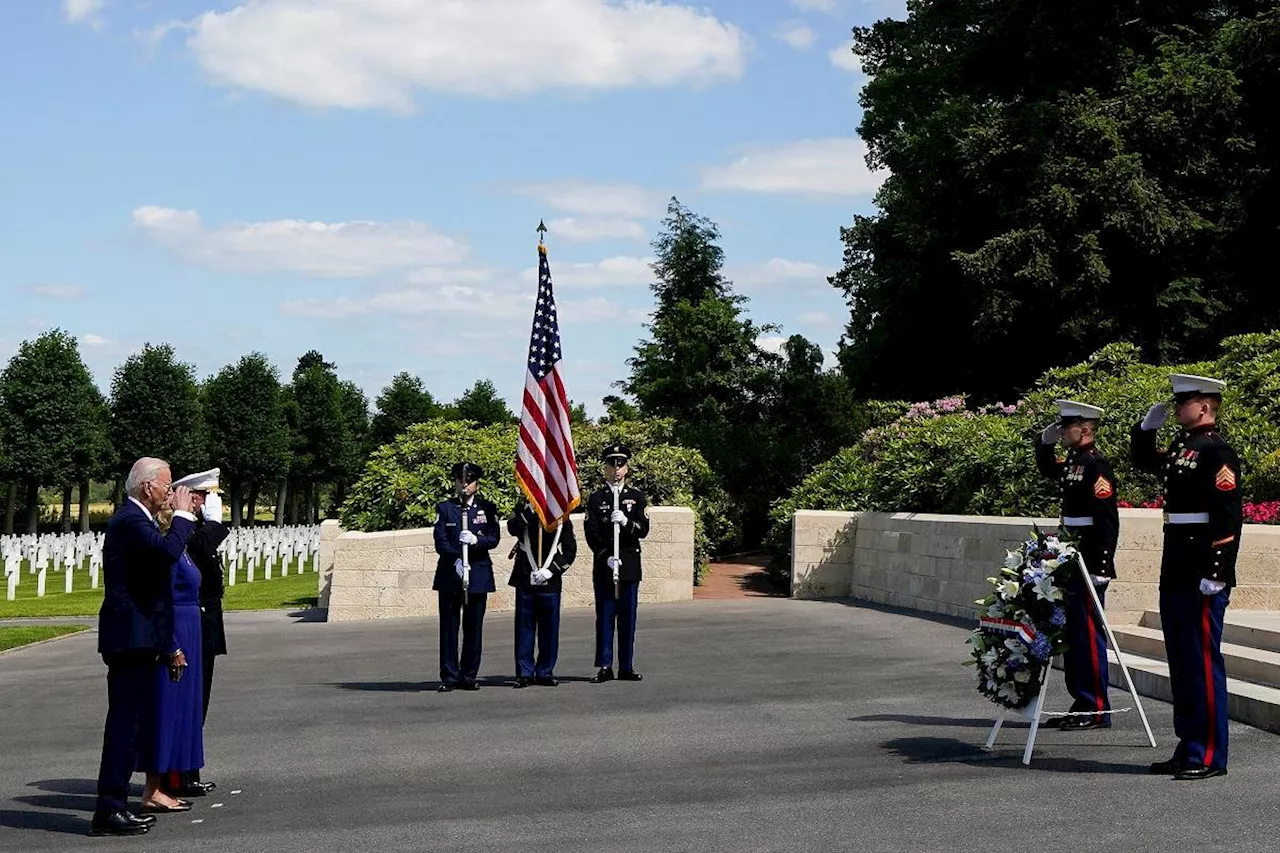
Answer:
[693,552,786,599]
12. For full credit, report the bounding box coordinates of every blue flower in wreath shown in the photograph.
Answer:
[1050,606,1067,628]
[1029,635,1052,662]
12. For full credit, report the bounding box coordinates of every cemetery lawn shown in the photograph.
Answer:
[0,624,88,652]
[0,560,319,618]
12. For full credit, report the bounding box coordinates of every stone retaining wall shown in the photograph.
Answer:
[324,507,696,622]
[792,509,1280,624]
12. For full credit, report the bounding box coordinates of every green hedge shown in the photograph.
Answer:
[766,333,1280,582]
[339,417,729,579]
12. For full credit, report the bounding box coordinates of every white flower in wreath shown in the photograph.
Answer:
[986,603,1006,618]
[1003,551,1023,570]
[1044,536,1064,555]
[981,648,999,668]
[1003,638,1029,665]
[1013,669,1032,684]
[997,579,1021,601]
[1032,574,1063,602]
[997,682,1021,703]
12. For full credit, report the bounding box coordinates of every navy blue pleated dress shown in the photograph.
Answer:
[137,552,204,775]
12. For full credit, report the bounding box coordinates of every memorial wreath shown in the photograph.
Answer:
[966,527,1076,710]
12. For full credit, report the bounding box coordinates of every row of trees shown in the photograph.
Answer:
[0,336,554,533]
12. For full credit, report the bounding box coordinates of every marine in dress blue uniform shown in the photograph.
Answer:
[93,460,197,837]
[433,462,501,691]
[584,444,650,683]
[1132,374,1242,780]
[1034,400,1120,730]
[507,502,576,687]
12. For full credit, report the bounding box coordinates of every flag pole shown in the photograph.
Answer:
[536,219,548,562]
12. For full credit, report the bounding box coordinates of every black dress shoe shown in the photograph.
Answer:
[1149,757,1186,775]
[1175,765,1228,781]
[1059,715,1110,731]
[169,781,214,797]
[460,680,480,691]
[513,677,531,689]
[90,810,150,836]
[437,682,455,692]
[589,668,614,683]
[535,676,559,687]
[128,812,157,827]
[618,670,643,682]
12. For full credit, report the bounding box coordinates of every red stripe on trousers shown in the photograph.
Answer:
[1085,601,1104,718]
[1201,598,1217,767]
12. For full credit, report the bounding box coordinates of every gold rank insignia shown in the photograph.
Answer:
[1093,476,1113,499]
[1215,465,1237,491]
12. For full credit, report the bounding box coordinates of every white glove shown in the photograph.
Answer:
[610,509,627,525]
[201,492,223,523]
[1040,423,1063,444]
[454,559,466,580]
[1141,402,1169,431]
[606,556,621,571]
[1200,578,1227,596]
[531,568,553,585]
[458,530,478,546]
[1091,575,1111,587]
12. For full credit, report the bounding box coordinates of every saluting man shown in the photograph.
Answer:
[1035,400,1119,730]
[432,462,501,692]
[584,443,650,684]
[1132,374,1242,780]
[160,467,228,799]
[507,502,576,687]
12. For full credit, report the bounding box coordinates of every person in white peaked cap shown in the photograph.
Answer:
[1132,374,1241,780]
[1034,399,1119,730]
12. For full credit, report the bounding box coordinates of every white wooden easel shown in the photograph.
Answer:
[983,554,1157,764]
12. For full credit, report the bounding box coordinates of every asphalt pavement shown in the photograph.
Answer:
[1,598,1277,852]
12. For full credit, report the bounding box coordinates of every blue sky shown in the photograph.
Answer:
[1,0,898,417]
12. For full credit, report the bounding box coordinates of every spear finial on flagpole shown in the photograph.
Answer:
[537,219,548,250]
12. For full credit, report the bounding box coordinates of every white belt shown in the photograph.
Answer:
[1166,512,1210,525]
[1062,517,1094,527]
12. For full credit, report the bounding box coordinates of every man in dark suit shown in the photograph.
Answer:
[160,468,228,799]
[432,462,501,691]
[93,457,198,837]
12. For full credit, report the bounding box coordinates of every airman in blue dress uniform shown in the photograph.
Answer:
[433,462,501,691]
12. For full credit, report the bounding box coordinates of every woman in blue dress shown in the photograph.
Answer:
[136,548,204,812]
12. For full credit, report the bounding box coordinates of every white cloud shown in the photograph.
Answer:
[132,206,469,278]
[63,0,105,27]
[21,284,86,300]
[82,333,109,347]
[513,181,666,218]
[178,0,747,112]
[548,217,648,243]
[730,258,828,288]
[774,22,816,50]
[829,39,864,76]
[700,137,885,199]
[756,334,789,355]
[280,285,529,321]
[798,311,837,325]
[525,255,653,288]
[788,0,838,13]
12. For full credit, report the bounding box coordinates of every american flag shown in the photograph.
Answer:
[515,243,581,529]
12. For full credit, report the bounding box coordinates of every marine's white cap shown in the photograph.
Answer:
[173,467,220,492]
[1055,399,1104,421]
[1170,374,1225,398]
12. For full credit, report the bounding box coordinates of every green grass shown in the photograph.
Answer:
[0,558,319,618]
[0,624,89,652]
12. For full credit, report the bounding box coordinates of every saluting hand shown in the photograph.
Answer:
[170,486,193,514]
[1039,423,1062,444]
[1141,403,1168,431]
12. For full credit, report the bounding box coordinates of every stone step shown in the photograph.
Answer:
[1139,609,1280,655]
[1106,649,1280,735]
[1112,625,1280,690]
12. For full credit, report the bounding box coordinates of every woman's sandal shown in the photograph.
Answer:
[141,799,192,813]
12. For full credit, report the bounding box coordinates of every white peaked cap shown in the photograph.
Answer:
[173,467,220,492]
[1055,399,1104,420]
[1170,373,1226,397]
